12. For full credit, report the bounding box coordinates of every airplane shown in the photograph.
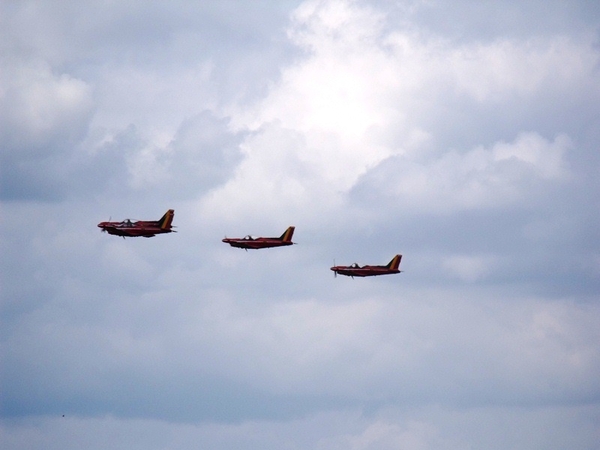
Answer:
[330,254,402,278]
[98,209,175,238]
[222,226,295,250]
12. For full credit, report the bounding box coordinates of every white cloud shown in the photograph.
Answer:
[3,404,600,450]
[445,36,598,102]
[492,132,570,180]
[336,419,437,450]
[0,58,93,153]
[354,132,572,213]
[90,62,216,138]
[208,0,594,226]
[441,254,497,282]
[2,1,600,448]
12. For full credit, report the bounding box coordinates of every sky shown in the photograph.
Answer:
[1,0,600,449]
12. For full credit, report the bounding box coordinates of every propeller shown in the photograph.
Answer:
[333,258,337,278]
[100,216,110,232]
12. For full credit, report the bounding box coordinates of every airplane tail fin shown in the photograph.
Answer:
[158,209,175,230]
[387,254,402,271]
[279,226,295,242]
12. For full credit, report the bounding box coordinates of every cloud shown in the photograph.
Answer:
[1,0,600,448]
[0,2,293,202]
[3,268,599,420]
[352,132,572,214]
[0,59,94,200]
[161,111,245,196]
[0,59,93,151]
[3,404,600,450]
[209,0,598,228]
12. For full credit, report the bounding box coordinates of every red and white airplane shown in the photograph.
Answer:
[331,254,402,278]
[222,226,295,250]
[98,209,175,238]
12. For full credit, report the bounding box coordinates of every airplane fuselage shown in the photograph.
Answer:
[222,226,295,249]
[331,255,402,278]
[98,222,172,237]
[330,265,400,277]
[221,238,294,249]
[98,210,175,238]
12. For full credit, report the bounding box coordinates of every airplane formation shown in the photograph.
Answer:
[98,210,402,278]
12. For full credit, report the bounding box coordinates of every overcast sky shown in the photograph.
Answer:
[1,1,600,449]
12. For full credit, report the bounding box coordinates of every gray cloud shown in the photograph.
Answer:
[162,111,245,198]
[1,1,600,449]
[0,59,94,200]
[2,406,600,450]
